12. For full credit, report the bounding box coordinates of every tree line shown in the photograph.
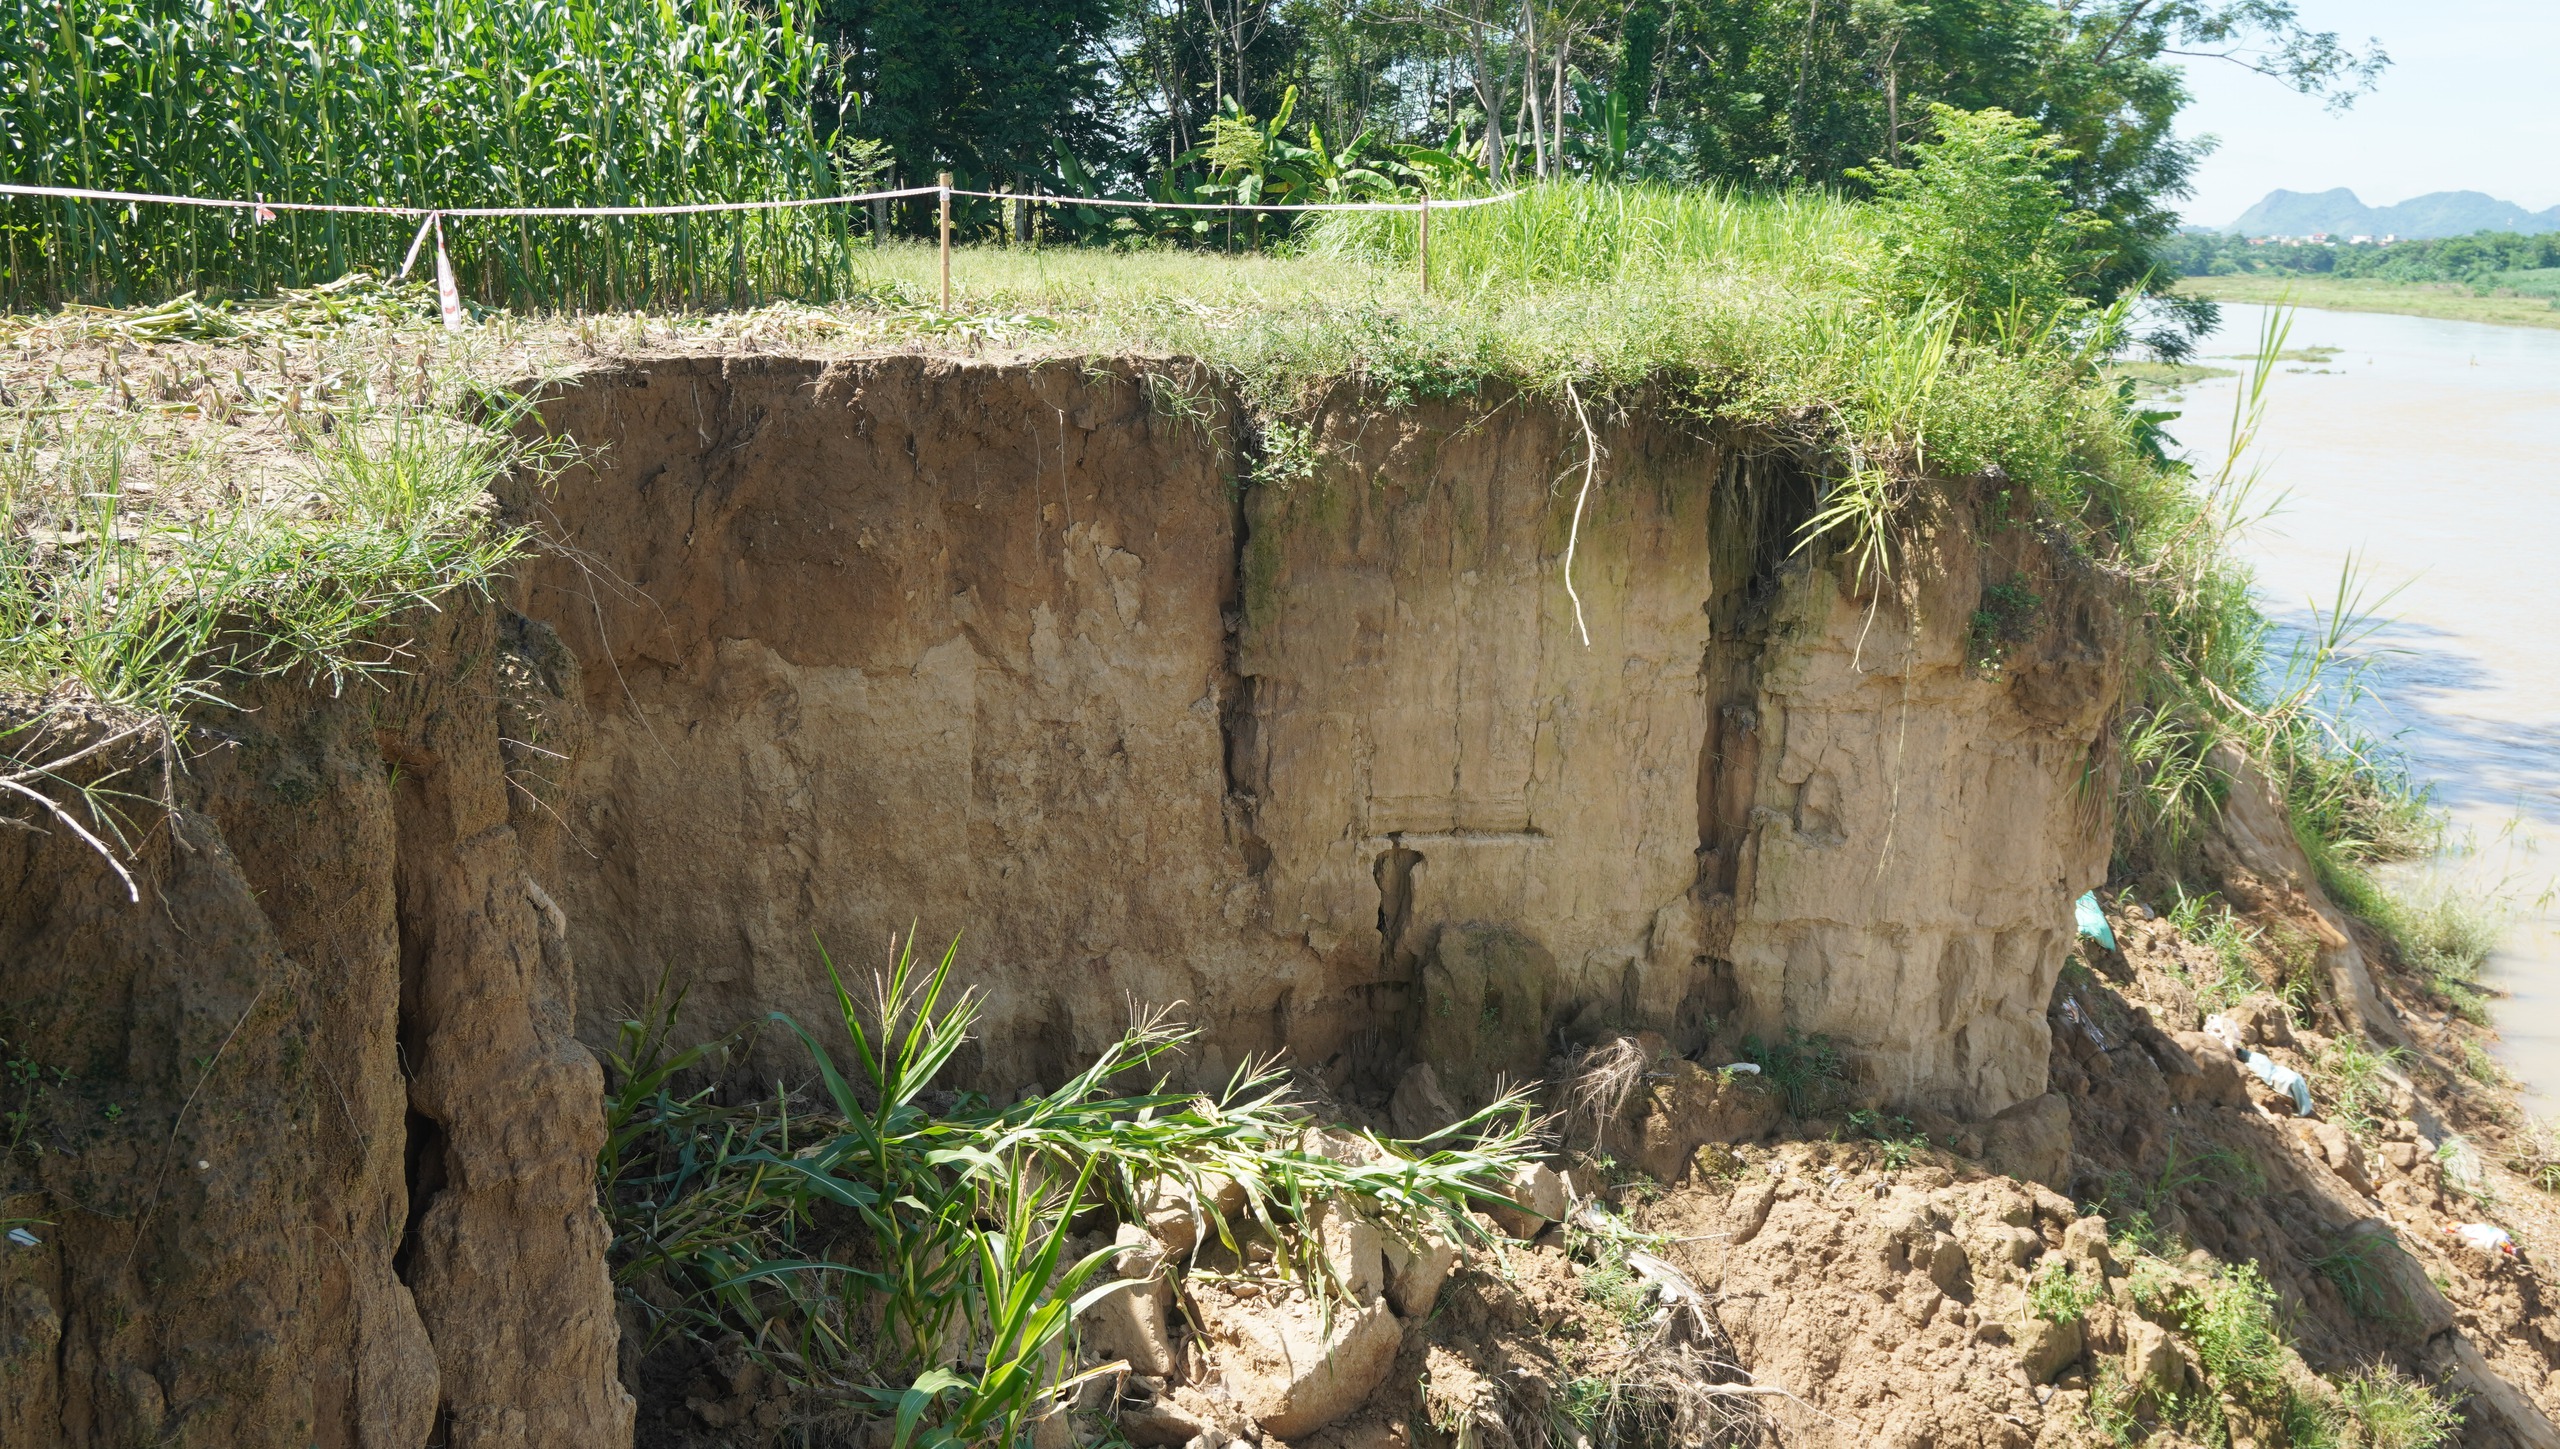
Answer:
[1,0,2386,327]
[830,0,2382,320]
[2163,229,2560,287]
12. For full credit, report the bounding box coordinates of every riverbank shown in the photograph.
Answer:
[4,255,2541,1444]
[2177,274,2560,332]
[2165,301,2560,1112]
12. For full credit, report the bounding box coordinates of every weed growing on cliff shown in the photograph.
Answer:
[0,400,540,719]
[1572,1244,1659,1329]
[2092,1136,2262,1244]
[2113,313,2426,900]
[596,985,794,1315]
[1741,1031,1845,1118]
[1842,1109,1927,1169]
[2027,1260,2099,1324]
[2507,1119,2560,1194]
[2162,889,2269,1011]
[1966,574,2042,675]
[2314,1038,2411,1144]
[0,1021,71,1169]
[0,356,559,898]
[2175,1262,2292,1418]
[2249,566,2438,873]
[2084,1364,2143,1444]
[2292,1366,2464,1449]
[602,934,1543,1436]
[2354,880,2505,1020]
[2309,1229,2418,1325]
[2459,1040,2509,1088]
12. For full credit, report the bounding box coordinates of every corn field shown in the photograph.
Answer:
[0,0,885,307]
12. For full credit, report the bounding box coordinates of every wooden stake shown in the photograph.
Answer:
[1418,192,1431,296]
[938,171,953,310]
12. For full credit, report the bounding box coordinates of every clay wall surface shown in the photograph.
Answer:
[518,355,2127,1115]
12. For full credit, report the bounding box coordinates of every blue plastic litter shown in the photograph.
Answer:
[2073,891,2118,950]
[2244,1051,2315,1116]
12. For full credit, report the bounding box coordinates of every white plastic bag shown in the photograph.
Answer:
[2448,1222,2516,1257]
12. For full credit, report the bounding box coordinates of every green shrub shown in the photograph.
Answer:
[1849,104,2103,331]
[2028,1260,2099,1324]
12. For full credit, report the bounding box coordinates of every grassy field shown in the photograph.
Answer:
[2177,274,2560,331]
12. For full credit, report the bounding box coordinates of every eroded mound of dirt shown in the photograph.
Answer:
[1593,892,2560,1449]
[635,876,2560,1449]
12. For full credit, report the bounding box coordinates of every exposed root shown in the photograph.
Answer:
[0,713,161,904]
[1563,1035,1649,1151]
[1572,1302,1782,1449]
[1561,381,1603,649]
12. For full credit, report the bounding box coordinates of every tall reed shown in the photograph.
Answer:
[0,0,883,307]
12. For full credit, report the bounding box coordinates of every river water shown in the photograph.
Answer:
[2163,303,2560,1107]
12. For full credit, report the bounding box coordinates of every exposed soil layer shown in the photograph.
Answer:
[0,602,630,1447]
[0,350,2138,1444]
[512,353,2125,1117]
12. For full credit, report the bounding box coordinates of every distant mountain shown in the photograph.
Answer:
[2222,188,2560,239]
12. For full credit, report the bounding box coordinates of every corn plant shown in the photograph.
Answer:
[601,932,1544,1440]
[0,0,885,307]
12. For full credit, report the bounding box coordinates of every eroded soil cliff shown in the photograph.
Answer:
[512,353,2124,1119]
[0,350,2160,1445]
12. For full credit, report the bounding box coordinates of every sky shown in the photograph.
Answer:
[2172,1,2560,227]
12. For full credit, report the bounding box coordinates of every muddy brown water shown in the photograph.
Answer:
[2166,301,2560,1108]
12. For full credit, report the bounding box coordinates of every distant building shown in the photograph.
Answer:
[2348,235,2373,245]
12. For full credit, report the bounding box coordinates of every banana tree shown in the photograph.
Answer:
[1559,75,1659,180]
[1390,141,1492,194]
[1301,123,1402,202]
[1178,87,1319,247]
